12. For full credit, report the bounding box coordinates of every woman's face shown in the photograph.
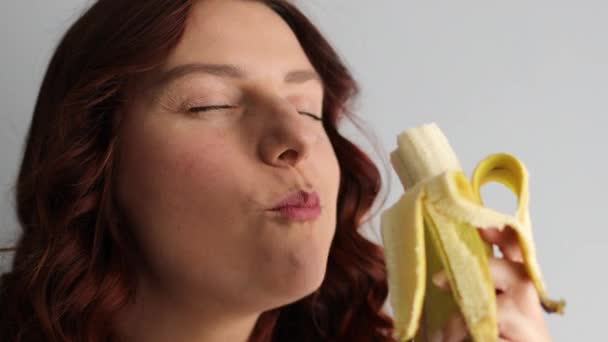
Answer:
[114,0,340,312]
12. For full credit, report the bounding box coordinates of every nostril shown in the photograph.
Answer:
[279,149,298,164]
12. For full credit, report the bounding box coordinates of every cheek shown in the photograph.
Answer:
[115,121,239,227]
[178,139,233,187]
[114,125,248,281]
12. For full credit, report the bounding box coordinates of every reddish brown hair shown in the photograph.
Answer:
[0,0,396,340]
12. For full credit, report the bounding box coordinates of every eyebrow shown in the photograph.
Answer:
[152,63,322,89]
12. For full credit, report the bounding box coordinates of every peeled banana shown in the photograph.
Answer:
[380,123,565,341]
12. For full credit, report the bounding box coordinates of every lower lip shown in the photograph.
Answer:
[268,206,322,221]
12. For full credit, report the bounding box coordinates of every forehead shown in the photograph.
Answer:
[161,0,315,79]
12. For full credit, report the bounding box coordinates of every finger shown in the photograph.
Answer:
[433,257,527,295]
[487,257,527,294]
[478,226,523,262]
[444,312,469,342]
[495,276,551,341]
[496,295,547,342]
[429,312,469,342]
[432,270,450,292]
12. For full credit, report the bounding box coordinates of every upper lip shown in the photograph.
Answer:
[268,190,321,210]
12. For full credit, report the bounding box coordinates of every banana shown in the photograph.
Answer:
[380,123,565,341]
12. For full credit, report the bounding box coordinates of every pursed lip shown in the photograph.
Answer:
[268,190,321,210]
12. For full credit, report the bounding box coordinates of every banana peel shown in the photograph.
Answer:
[380,123,565,341]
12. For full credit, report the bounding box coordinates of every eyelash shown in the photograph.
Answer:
[187,105,322,121]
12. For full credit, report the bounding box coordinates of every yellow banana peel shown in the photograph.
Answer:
[380,123,565,341]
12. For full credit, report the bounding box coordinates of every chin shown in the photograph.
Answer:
[264,261,328,309]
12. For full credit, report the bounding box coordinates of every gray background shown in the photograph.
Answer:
[1,1,605,340]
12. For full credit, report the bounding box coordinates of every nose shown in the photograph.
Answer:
[257,97,321,168]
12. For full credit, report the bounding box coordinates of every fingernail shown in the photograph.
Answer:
[432,271,448,289]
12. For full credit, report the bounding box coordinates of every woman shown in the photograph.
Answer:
[0,0,551,341]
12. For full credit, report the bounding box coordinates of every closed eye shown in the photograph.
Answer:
[188,105,235,113]
[188,105,322,121]
[298,111,322,121]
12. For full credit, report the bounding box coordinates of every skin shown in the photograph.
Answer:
[112,1,340,341]
[431,226,553,342]
[110,0,552,341]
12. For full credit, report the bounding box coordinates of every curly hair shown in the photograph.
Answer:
[0,0,396,340]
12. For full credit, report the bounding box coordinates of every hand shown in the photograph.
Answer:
[429,226,552,342]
